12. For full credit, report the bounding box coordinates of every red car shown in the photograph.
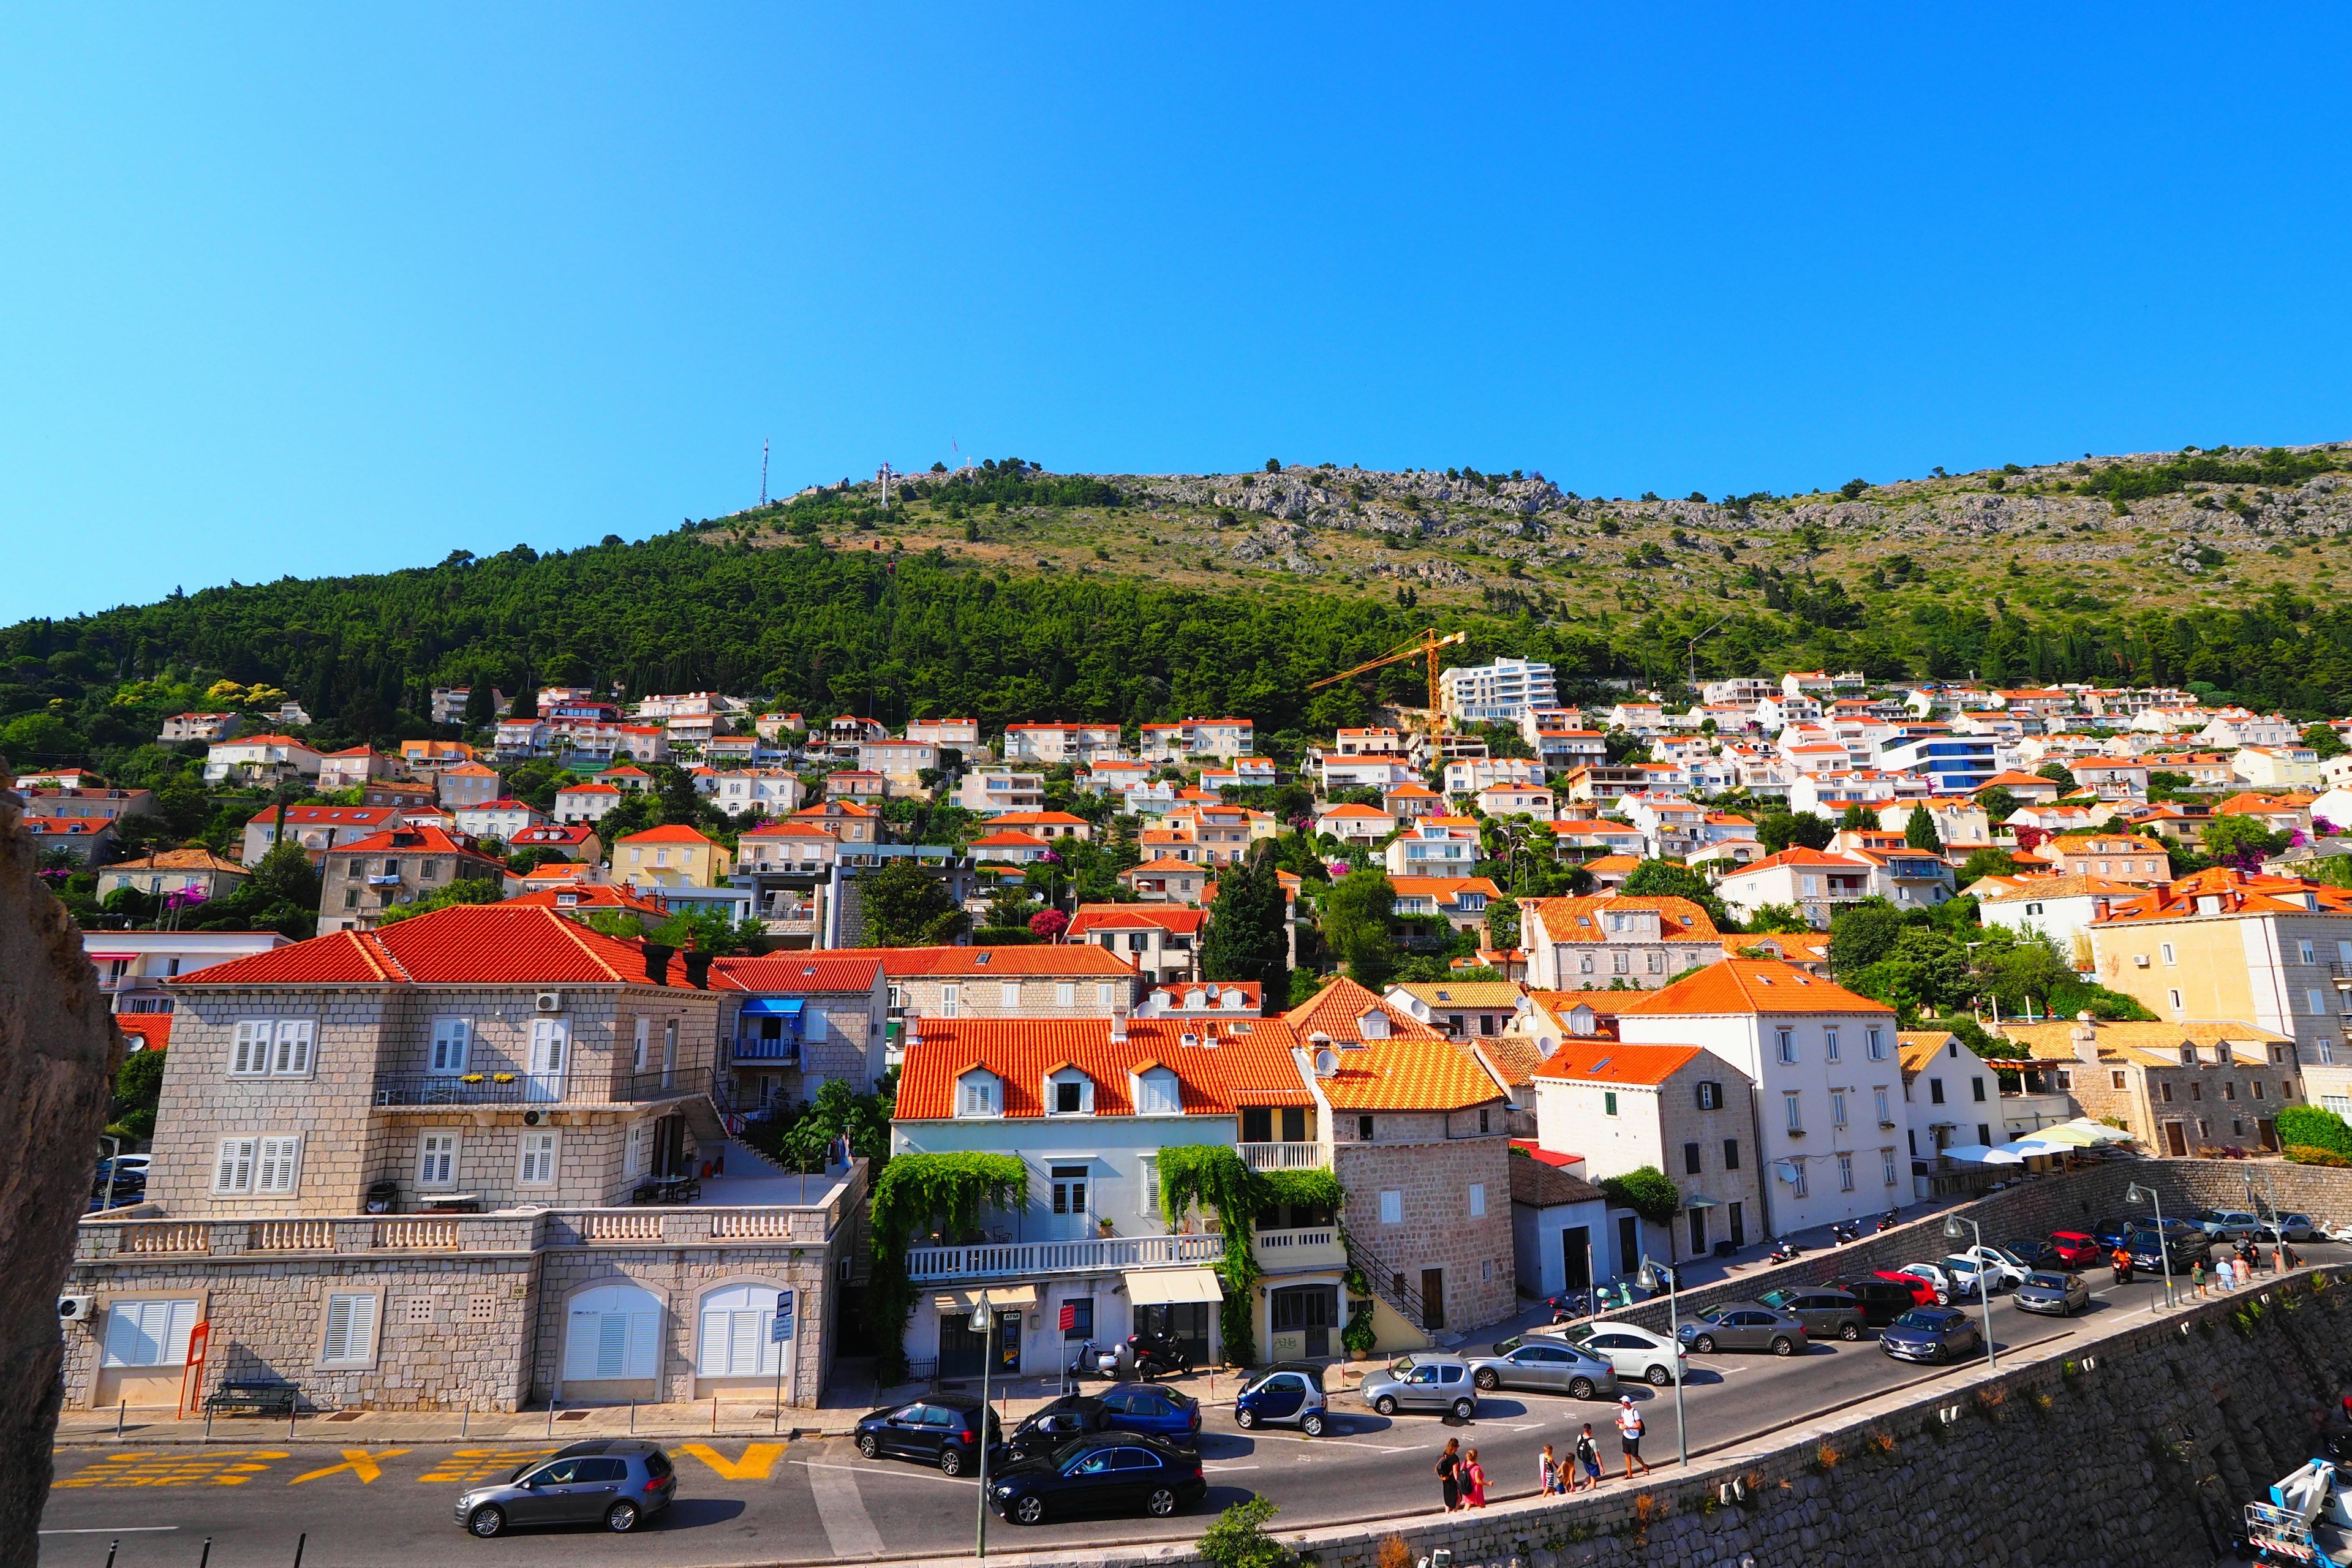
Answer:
[1872,1270,1941,1308]
[2041,1231,2104,1268]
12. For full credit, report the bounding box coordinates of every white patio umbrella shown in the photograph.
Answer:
[1939,1143,2027,1164]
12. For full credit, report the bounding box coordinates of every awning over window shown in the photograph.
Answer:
[739,998,805,1017]
[1682,1194,1720,1209]
[932,1284,1039,1313]
[1123,1267,1224,1306]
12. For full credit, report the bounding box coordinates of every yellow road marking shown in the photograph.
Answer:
[55,1451,289,1488]
[677,1441,788,1480]
[291,1448,412,1485]
[415,1447,556,1484]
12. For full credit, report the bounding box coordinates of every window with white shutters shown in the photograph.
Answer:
[418,1132,459,1188]
[1135,1068,1182,1116]
[626,1123,649,1177]
[1000,982,1020,1008]
[1057,982,1076,1007]
[518,1131,559,1186]
[1140,1155,1161,1217]
[696,1284,783,1377]
[231,1021,273,1076]
[256,1136,301,1194]
[102,1298,198,1367]
[271,1021,314,1076]
[565,1284,661,1381]
[319,1292,379,1365]
[214,1137,258,1194]
[633,1017,649,1072]
[429,1017,470,1074]
[1096,983,1114,1008]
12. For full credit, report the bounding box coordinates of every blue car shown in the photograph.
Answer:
[1234,1362,1329,1436]
[1880,1306,1983,1364]
[1095,1383,1202,1446]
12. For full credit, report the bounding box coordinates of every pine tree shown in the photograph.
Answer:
[1904,804,1943,853]
[463,680,494,728]
[1201,845,1290,1015]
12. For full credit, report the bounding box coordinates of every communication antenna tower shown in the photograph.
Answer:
[760,439,770,507]
[878,462,897,510]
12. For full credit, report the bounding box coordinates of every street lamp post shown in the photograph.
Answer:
[2127,1183,2176,1310]
[973,1292,993,1562]
[1637,1254,1687,1466]
[1942,1215,1997,1374]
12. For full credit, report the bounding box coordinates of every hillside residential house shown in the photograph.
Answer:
[1973,873,2145,970]
[2086,867,2352,1107]
[612,824,733,888]
[79,928,292,1018]
[968,829,1056,867]
[790,801,883,861]
[1316,803,1397,843]
[95,849,251,905]
[858,738,940,791]
[1118,856,1208,903]
[551,782,625,825]
[1067,904,1206,985]
[25,816,115,862]
[707,952,890,1109]
[317,747,396,790]
[1477,783,1556,821]
[241,804,405,867]
[397,739,476,772]
[62,905,858,1417]
[1002,722,1123,764]
[18,786,159,823]
[2198,711,2299,749]
[1140,717,1254,761]
[432,762,504,810]
[2233,746,2326,791]
[736,820,840,877]
[1529,1040,1763,1263]
[712,769,805,819]
[1894,1031,2005,1193]
[1384,821,1479,878]
[957,769,1049,812]
[160,712,242,743]
[1439,657,1557,723]
[1616,960,1904,1234]
[507,821,602,864]
[1522,894,1724,990]
[1384,981,1523,1042]
[1713,848,1874,929]
[204,735,323,786]
[984,810,1094,843]
[1988,1017,2302,1155]
[825,770,888,801]
[2041,833,2170,886]
[453,799,548,843]
[1389,876,1504,933]
[318,826,508,932]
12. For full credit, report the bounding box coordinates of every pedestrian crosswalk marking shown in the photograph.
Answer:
[55,1450,288,1488]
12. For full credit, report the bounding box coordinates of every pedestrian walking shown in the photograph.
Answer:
[1574,1425,1604,1491]
[1539,1443,1561,1496]
[1463,1447,1488,1508]
[2215,1254,2236,1291]
[2190,1259,2206,1297]
[2238,1238,2260,1276]
[1436,1438,1462,1512]
[1616,1396,1652,1477]
[2285,1242,2304,1270]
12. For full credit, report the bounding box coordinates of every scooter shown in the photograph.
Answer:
[1546,1292,1593,1324]
[1063,1338,1121,1390]
[1125,1330,1192,1382]
[1830,1221,1860,1246]
[1766,1240,1803,1265]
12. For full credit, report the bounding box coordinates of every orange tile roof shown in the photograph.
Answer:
[818,944,1141,978]
[2095,867,2352,923]
[616,824,718,845]
[1531,1039,1703,1087]
[1525,894,1721,941]
[1389,876,1506,899]
[896,1019,1270,1118]
[116,1014,173,1052]
[99,848,249,875]
[970,830,1053,847]
[1067,905,1207,936]
[245,804,403,827]
[503,884,670,918]
[705,952,886,993]
[1617,959,1894,1016]
[1585,854,1643,873]
[1722,930,1834,960]
[1284,976,1444,1044]
[985,811,1090,827]
[1312,1037,1509,1111]
[320,825,501,862]
[172,905,706,988]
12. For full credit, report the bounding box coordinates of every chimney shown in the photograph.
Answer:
[1110,1005,1129,1044]
[2071,1011,2099,1065]
[682,951,712,989]
[641,941,676,986]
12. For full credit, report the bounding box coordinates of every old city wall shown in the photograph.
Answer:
[1053,1259,2352,1568]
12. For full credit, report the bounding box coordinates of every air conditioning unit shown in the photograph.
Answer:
[535,992,564,1012]
[58,1295,96,1323]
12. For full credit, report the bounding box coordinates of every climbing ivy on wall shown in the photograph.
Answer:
[867,1152,1028,1385]
[1158,1148,1348,1367]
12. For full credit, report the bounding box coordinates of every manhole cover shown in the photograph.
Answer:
[326,1411,366,1422]
[557,1410,590,1421]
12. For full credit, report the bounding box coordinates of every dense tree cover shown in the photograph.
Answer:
[1319,870,1398,989]
[1619,857,1734,930]
[1825,897,2152,1027]
[1200,845,1291,1013]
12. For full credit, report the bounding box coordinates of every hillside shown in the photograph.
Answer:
[7,441,2352,780]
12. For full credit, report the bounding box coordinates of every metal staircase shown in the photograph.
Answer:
[1341,1228,1455,1342]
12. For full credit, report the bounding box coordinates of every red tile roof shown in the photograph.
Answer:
[897,1020,1242,1118]
[1283,978,1505,1112]
[2094,867,2352,923]
[503,884,670,918]
[1531,1039,1703,1087]
[1067,905,1207,936]
[116,1014,173,1052]
[616,824,718,845]
[1618,959,1893,1016]
[1525,894,1721,941]
[170,905,706,988]
[819,944,1142,978]
[245,804,403,828]
[320,825,500,862]
[706,953,887,993]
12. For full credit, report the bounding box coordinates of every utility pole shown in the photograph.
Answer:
[1686,616,1730,698]
[760,439,770,508]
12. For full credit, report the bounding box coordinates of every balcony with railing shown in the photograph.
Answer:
[1239,1140,1329,1171]
[1254,1225,1346,1271]
[903,1231,1224,1283]
[371,1068,706,1109]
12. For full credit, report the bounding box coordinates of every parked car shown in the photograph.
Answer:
[1468,1336,1618,1398]
[2258,1213,2318,1243]
[2089,1215,2136,1250]
[1818,1278,1919,1327]
[1678,1302,1807,1356]
[854,1395,1001,1476]
[1558,1321,1688,1387]
[2013,1270,2092,1316]
[1867,1271,1941,1309]
[1000,1395,1115,1462]
[1880,1307,1985,1364]
[1758,1286,1868,1340]
[1359,1353,1478,1419]
[1234,1363,1330,1435]
[1956,1244,2033,1286]
[2037,1231,2105,1268]
[2124,1226,2210,1274]
[1895,1263,1958,1304]
[1096,1384,1201,1447]
[454,1439,676,1536]
[988,1434,1207,1526]
[1936,1254,2003,1299]
[2195,1209,2263,1241]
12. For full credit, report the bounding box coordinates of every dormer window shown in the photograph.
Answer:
[957,1069,1001,1118]
[2180,1044,2198,1066]
[1045,1066,1095,1116]
[1359,1011,1390,1040]
[1134,1065,1182,1116]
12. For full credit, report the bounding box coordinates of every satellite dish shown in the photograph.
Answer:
[1314,1049,1339,1078]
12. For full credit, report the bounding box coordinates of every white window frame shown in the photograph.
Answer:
[941,985,960,1018]
[1776,1028,1797,1065]
[417,1130,460,1189]
[1057,982,1076,1007]
[1790,1161,1809,1198]
[1044,1071,1095,1116]
[1824,1027,1840,1063]
[1096,982,1114,1008]
[231,1018,315,1077]
[1867,1026,1886,1061]
[1134,1067,1182,1117]
[213,1137,257,1194]
[1837,1153,1854,1191]
[101,1297,199,1369]
[1874,1086,1890,1125]
[696,1284,783,1379]
[318,1290,382,1368]
[2161,943,2176,965]
[518,1130,559,1188]
[1784,1092,1803,1133]
[633,1017,649,1073]
[1379,1189,1403,1224]
[1468,1182,1486,1218]
[1830,1090,1848,1129]
[625,1122,650,1178]
[1000,982,1021,1009]
[257,1135,301,1194]
[1140,1153,1162,1218]
[1880,1148,1898,1186]
[958,1072,1001,1118]
[429,1017,470,1075]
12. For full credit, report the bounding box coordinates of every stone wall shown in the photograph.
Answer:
[1338,1129,1518,1334]
[1060,1259,2352,1568]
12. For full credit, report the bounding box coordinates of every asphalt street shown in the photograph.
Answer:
[39,1250,2321,1568]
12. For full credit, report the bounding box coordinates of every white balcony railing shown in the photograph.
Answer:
[1239,1141,1329,1171]
[904,1232,1224,1283]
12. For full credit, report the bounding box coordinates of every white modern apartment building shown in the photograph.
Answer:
[1439,658,1558,724]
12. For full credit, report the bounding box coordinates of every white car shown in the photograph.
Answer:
[1896,1263,1958,1304]
[1950,1246,2029,1292]
[1557,1321,1689,1387]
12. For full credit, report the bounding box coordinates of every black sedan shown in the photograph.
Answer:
[988,1435,1207,1526]
[2013,1270,2092,1316]
[2124,1227,2209,1274]
[1880,1307,1983,1363]
[996,1396,1114,1463]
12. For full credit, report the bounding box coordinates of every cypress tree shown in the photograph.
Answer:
[1201,844,1291,1015]
[1904,803,1943,853]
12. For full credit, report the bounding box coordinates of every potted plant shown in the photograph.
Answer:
[1097,1217,1115,1238]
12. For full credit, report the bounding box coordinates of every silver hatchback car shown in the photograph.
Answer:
[1357,1353,1479,1420]
[456,1439,677,1536]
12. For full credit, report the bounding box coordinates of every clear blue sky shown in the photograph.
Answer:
[6,6,2351,625]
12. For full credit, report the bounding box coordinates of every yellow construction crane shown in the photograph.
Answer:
[1306,628,1468,733]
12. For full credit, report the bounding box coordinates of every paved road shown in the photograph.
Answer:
[38,1254,2318,1567]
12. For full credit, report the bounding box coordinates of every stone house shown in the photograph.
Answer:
[1066,904,1205,986]
[240,804,404,867]
[62,905,860,1415]
[707,952,890,1109]
[1986,1017,2303,1155]
[318,826,508,934]
[1522,894,1725,990]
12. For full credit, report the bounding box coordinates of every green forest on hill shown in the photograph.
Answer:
[6,521,2352,778]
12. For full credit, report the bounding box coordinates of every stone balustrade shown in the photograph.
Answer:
[78,1197,845,1263]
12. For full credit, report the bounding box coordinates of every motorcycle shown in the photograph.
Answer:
[1547,1292,1593,1324]
[1830,1221,1860,1246]
[1125,1330,1192,1382]
[1766,1240,1803,1265]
